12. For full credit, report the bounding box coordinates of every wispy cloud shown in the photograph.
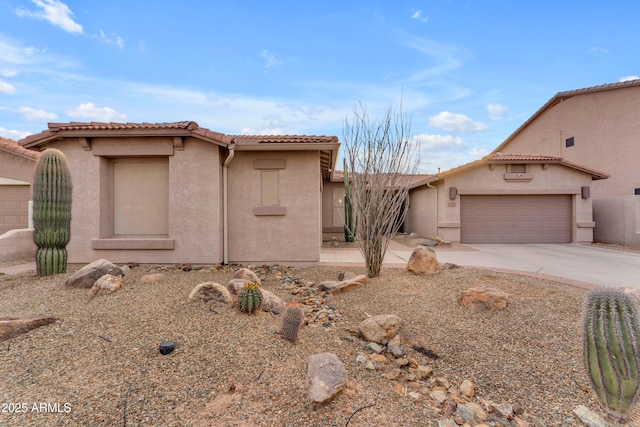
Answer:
[588,46,608,54]
[412,133,465,149]
[620,75,640,82]
[411,10,428,23]
[0,68,18,77]
[429,111,488,132]
[67,102,126,122]
[94,30,124,49]
[18,106,58,121]
[486,103,508,120]
[0,126,32,140]
[401,36,466,82]
[261,49,281,69]
[15,0,83,34]
[0,79,17,94]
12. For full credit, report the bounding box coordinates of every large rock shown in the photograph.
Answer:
[359,314,402,344]
[572,405,607,427]
[0,315,59,342]
[189,282,231,305]
[260,289,285,313]
[88,274,123,297]
[233,268,261,285]
[227,278,252,296]
[458,286,509,310]
[306,353,347,405]
[317,274,367,295]
[65,259,124,289]
[406,247,441,275]
[140,273,165,284]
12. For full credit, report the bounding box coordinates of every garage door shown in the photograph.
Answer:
[461,195,572,243]
[0,185,31,235]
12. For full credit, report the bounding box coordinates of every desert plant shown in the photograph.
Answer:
[238,282,262,314]
[280,303,304,343]
[343,159,355,243]
[32,148,72,276]
[583,288,640,422]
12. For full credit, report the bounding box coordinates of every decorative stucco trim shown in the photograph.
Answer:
[253,206,286,216]
[91,238,175,250]
[78,137,91,151]
[254,159,285,169]
[577,222,596,228]
[92,142,174,157]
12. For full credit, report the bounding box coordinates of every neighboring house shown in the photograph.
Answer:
[19,121,339,265]
[490,79,640,245]
[405,153,608,243]
[0,137,39,234]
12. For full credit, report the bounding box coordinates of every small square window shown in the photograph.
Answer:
[510,164,526,174]
[566,137,575,148]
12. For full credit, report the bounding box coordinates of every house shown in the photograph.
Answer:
[405,153,608,243]
[19,121,339,266]
[490,79,640,245]
[0,137,39,234]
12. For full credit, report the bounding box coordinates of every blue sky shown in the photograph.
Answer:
[1,1,639,173]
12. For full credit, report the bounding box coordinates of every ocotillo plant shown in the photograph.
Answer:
[343,158,355,243]
[280,303,304,343]
[238,282,262,314]
[32,149,73,276]
[583,288,640,422]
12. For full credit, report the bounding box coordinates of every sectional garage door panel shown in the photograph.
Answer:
[460,195,572,243]
[0,185,31,235]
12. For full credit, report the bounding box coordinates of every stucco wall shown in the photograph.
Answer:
[47,137,223,264]
[0,228,36,262]
[593,196,640,246]
[0,151,36,183]
[227,150,321,264]
[407,163,596,243]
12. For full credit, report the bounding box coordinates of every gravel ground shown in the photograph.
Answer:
[0,263,636,426]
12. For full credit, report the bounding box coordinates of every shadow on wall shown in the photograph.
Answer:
[0,228,36,263]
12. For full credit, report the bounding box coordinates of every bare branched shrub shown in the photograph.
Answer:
[343,103,419,277]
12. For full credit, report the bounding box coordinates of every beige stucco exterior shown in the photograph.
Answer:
[17,122,338,266]
[492,80,640,245]
[406,158,603,243]
[0,138,38,234]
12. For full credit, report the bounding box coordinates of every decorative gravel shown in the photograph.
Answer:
[0,264,636,426]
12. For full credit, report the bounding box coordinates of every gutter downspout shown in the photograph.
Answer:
[223,142,236,265]
[427,181,438,237]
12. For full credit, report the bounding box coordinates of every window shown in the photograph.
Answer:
[113,158,169,236]
[510,164,526,174]
[566,137,575,148]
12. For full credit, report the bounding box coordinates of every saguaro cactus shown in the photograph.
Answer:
[32,149,72,276]
[583,288,640,421]
[343,158,355,243]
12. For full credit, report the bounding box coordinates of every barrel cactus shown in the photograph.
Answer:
[280,303,304,343]
[583,288,640,422]
[32,149,72,276]
[238,282,262,314]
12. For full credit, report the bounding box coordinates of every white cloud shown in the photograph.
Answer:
[94,30,125,49]
[411,10,428,23]
[486,103,508,120]
[15,0,83,34]
[589,46,608,54]
[0,68,18,77]
[429,111,488,132]
[67,102,126,121]
[261,49,281,69]
[412,133,465,149]
[0,79,17,94]
[620,75,640,82]
[18,106,58,121]
[0,126,32,140]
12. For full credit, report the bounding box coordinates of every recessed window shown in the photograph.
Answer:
[510,164,526,174]
[566,137,575,148]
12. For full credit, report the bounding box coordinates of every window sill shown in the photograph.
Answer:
[253,206,286,216]
[503,173,532,182]
[92,238,175,250]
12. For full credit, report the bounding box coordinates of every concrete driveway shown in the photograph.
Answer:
[321,243,640,288]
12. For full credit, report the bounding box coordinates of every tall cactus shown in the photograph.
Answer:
[32,149,72,276]
[343,158,355,243]
[583,288,640,421]
[280,303,304,343]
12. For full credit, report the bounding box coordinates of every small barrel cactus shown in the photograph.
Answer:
[32,148,72,276]
[238,282,262,314]
[583,288,640,422]
[280,303,304,343]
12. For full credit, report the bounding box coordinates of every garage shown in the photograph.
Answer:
[460,195,572,243]
[0,185,31,235]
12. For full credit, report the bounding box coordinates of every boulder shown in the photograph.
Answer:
[227,278,252,296]
[65,259,124,288]
[458,286,509,310]
[233,268,261,285]
[0,315,59,342]
[317,274,367,295]
[189,282,231,305]
[140,273,165,284]
[572,405,607,427]
[88,274,123,297]
[406,247,441,275]
[260,289,285,313]
[306,353,347,405]
[359,314,402,344]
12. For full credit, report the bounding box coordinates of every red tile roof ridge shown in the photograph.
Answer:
[0,136,40,160]
[486,153,563,161]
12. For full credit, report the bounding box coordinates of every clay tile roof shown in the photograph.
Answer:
[47,121,199,131]
[486,153,562,162]
[0,136,40,160]
[232,135,339,144]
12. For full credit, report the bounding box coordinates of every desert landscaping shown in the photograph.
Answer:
[1,255,636,427]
